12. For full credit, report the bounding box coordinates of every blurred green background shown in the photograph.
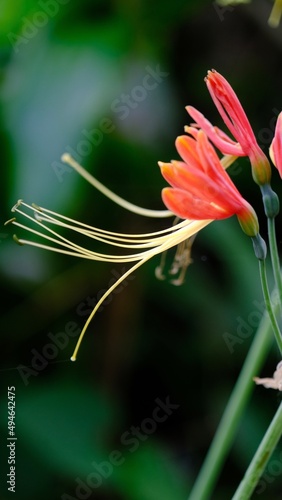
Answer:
[1,0,282,498]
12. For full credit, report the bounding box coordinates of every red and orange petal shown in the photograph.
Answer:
[205,70,254,137]
[194,132,243,199]
[195,130,225,177]
[159,161,225,205]
[174,135,203,171]
[162,187,234,220]
[184,125,199,140]
[160,132,248,209]
[270,112,282,177]
[159,160,245,215]
[205,70,256,143]
[186,105,245,157]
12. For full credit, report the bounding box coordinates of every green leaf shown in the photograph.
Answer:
[113,442,188,500]
[16,379,119,476]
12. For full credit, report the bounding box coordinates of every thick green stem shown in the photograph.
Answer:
[232,401,282,499]
[188,307,273,500]
[259,259,282,355]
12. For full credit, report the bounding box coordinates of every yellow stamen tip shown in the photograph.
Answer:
[11,200,23,212]
[4,217,16,226]
[13,234,24,246]
[70,356,76,362]
[61,153,72,163]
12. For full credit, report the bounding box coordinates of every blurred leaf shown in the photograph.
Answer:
[0,0,32,47]
[2,32,123,209]
[113,442,188,500]
[15,379,119,476]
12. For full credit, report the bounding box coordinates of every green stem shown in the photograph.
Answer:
[268,217,282,311]
[188,306,273,500]
[232,401,282,499]
[259,259,282,355]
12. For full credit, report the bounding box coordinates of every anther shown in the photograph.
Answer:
[11,200,23,212]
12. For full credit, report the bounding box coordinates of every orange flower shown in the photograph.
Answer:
[8,153,213,360]
[159,130,259,237]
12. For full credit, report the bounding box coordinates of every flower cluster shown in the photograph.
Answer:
[7,69,282,359]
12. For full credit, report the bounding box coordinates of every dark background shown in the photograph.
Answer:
[1,1,282,498]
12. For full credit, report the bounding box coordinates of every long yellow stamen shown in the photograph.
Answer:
[61,153,173,218]
[7,199,212,359]
[70,256,152,361]
[70,221,210,361]
[8,153,221,360]
[10,201,207,258]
